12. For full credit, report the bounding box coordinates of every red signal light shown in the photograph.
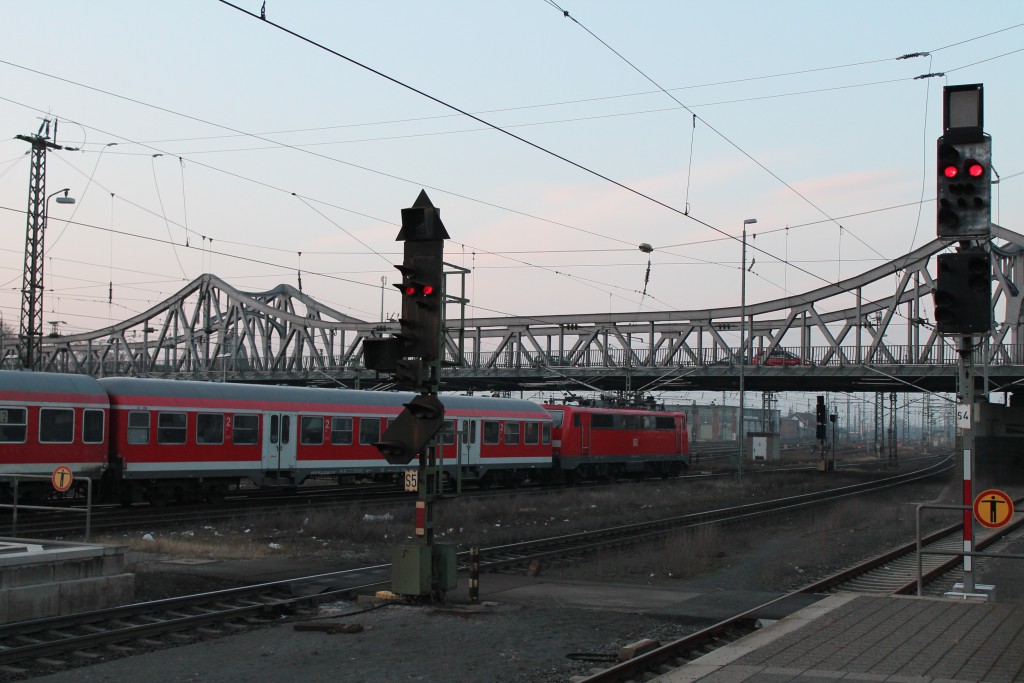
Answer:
[943,165,958,179]
[404,285,416,296]
[422,285,434,296]
[967,161,984,177]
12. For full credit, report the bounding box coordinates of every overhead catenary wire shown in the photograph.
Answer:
[0,203,670,323]
[4,13,1019,335]
[212,0,843,294]
[541,0,890,265]
[3,32,1020,305]
[8,91,755,313]
[150,154,188,279]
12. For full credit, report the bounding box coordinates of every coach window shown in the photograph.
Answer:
[440,420,456,446]
[330,417,353,445]
[40,408,74,443]
[359,417,380,445]
[233,414,259,445]
[505,421,520,445]
[197,414,225,445]
[524,422,539,445]
[157,412,187,445]
[83,409,105,444]
[301,416,324,446]
[0,408,27,443]
[483,421,500,445]
[542,422,551,444]
[127,411,150,444]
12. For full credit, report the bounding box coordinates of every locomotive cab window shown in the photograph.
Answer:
[0,408,27,443]
[197,414,225,445]
[233,414,259,445]
[546,410,563,428]
[524,422,539,445]
[83,409,105,444]
[157,412,187,445]
[127,411,150,444]
[483,421,500,445]
[655,416,676,430]
[330,417,353,445]
[359,417,380,445]
[40,408,74,444]
[301,416,324,445]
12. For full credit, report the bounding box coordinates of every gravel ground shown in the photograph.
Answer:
[28,468,999,683]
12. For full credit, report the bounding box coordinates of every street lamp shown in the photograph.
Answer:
[739,217,757,478]
[21,188,75,370]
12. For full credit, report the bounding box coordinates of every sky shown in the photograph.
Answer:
[1,1,1023,348]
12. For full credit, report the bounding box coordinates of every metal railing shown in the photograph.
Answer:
[0,474,94,541]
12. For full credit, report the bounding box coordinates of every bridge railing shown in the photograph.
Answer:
[13,341,1023,378]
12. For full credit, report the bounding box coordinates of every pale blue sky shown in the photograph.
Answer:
[1,1,1022,339]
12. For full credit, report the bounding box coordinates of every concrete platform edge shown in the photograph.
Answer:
[654,593,858,682]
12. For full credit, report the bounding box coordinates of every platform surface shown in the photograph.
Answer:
[655,593,1024,682]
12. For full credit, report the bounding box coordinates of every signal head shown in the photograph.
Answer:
[936,137,991,239]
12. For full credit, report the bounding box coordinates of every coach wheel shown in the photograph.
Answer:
[147,488,170,508]
[477,473,493,491]
[204,484,228,505]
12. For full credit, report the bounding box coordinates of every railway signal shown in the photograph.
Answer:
[373,394,445,465]
[395,250,443,363]
[363,193,448,378]
[370,190,449,464]
[815,395,827,441]
[933,251,991,335]
[937,84,991,240]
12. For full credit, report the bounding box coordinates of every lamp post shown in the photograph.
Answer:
[739,218,757,478]
[21,188,75,370]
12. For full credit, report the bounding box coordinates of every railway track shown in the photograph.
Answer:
[0,567,389,680]
[4,450,944,539]
[465,458,952,574]
[571,496,1024,683]
[0,459,953,679]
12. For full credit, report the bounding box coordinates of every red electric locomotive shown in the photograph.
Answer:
[0,370,109,498]
[542,402,689,482]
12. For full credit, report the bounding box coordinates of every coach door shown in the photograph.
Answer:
[263,412,298,472]
[579,413,590,457]
[458,419,480,465]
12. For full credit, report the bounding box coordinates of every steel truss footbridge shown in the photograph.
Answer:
[12,225,1024,397]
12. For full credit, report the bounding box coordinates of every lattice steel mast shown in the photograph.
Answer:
[16,119,65,370]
